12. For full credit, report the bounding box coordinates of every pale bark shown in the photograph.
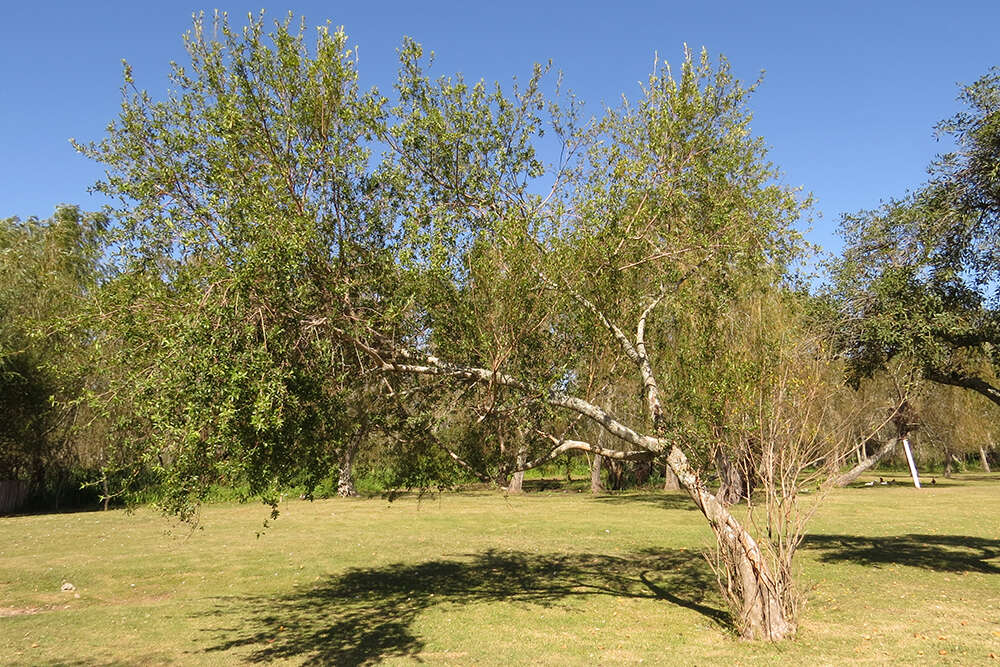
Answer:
[507,469,524,493]
[663,461,680,490]
[379,357,663,453]
[665,445,795,640]
[590,454,605,493]
[832,438,898,487]
[337,444,359,497]
[507,448,527,494]
[980,445,992,473]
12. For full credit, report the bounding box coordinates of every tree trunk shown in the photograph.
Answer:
[590,454,604,493]
[508,449,527,494]
[666,445,795,640]
[663,461,680,490]
[507,469,524,493]
[715,446,747,505]
[833,438,898,487]
[606,459,624,490]
[101,476,110,511]
[337,440,360,498]
[980,446,992,473]
[495,466,511,489]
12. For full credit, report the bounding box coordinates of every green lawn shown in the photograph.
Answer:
[2,472,999,665]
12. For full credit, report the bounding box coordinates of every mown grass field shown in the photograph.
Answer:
[2,472,999,665]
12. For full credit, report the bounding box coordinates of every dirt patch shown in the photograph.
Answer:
[0,604,69,617]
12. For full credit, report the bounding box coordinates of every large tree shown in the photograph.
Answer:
[78,13,851,640]
[832,67,1000,405]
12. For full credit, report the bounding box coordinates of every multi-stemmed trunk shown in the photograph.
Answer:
[665,446,794,640]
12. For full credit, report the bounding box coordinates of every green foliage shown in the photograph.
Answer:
[0,205,105,501]
[832,67,1000,403]
[74,12,402,518]
[74,12,809,519]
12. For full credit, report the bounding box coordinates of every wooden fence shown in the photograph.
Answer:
[0,480,29,514]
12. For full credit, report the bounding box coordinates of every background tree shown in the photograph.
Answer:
[0,205,106,509]
[832,67,1000,406]
[913,380,999,476]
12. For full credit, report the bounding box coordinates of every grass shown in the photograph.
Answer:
[1,471,998,665]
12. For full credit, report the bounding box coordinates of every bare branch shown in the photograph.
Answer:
[518,435,655,472]
[376,353,663,454]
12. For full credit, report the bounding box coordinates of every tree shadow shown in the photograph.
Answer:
[801,533,1000,573]
[589,492,698,511]
[201,547,728,665]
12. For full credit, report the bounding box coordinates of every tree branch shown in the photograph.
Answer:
[376,353,663,454]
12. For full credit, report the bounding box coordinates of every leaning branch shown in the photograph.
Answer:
[925,367,1000,408]
[832,438,899,487]
[518,436,655,472]
[635,285,669,425]
[377,354,663,454]
[536,269,642,366]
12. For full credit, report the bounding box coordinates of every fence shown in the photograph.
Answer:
[0,480,29,514]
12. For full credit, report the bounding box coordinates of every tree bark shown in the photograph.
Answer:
[666,445,795,640]
[832,438,898,487]
[507,448,527,494]
[376,351,795,639]
[663,461,680,490]
[715,447,748,505]
[337,436,360,498]
[980,445,992,473]
[590,454,604,493]
[101,476,110,511]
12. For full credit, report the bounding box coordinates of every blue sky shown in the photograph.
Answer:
[2,1,998,258]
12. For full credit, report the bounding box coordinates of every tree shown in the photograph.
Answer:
[832,67,1000,407]
[0,205,106,508]
[78,13,855,640]
[913,380,999,476]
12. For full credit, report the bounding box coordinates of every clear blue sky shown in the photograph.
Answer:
[2,1,997,257]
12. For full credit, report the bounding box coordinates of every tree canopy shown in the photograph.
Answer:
[832,67,1000,404]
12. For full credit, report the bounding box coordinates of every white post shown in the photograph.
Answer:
[902,438,921,489]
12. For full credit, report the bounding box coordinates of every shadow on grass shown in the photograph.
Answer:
[802,533,1000,573]
[589,492,698,511]
[202,547,727,665]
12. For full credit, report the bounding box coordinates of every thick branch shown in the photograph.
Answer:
[518,437,655,472]
[537,270,641,366]
[832,438,899,487]
[636,286,668,426]
[924,367,1000,407]
[378,355,663,453]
